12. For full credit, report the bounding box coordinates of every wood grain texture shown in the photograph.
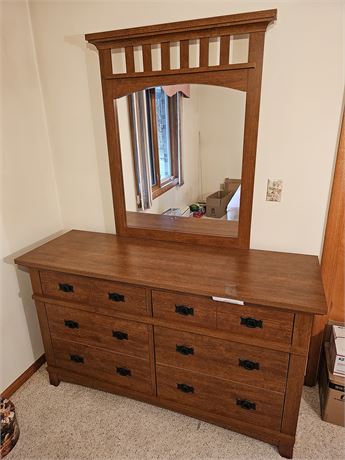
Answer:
[220,35,230,65]
[15,230,326,315]
[154,326,289,392]
[156,364,284,431]
[52,338,153,395]
[180,40,189,68]
[46,304,151,358]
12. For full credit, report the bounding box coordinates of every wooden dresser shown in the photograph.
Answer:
[15,230,326,458]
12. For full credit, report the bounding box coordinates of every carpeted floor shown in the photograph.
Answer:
[7,365,345,459]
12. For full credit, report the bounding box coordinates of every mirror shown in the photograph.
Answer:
[118,84,246,238]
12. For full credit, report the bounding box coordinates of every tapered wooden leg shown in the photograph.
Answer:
[48,371,60,387]
[278,439,294,459]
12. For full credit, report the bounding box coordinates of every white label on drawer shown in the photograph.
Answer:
[212,296,244,305]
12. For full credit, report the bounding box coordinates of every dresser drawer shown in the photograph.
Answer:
[90,279,148,317]
[217,303,294,345]
[52,339,153,394]
[40,271,91,304]
[152,291,217,329]
[154,327,289,393]
[46,304,150,358]
[156,365,284,430]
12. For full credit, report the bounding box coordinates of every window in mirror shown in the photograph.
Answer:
[129,87,183,207]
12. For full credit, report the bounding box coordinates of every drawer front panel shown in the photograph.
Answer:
[152,291,217,329]
[52,339,153,394]
[156,365,284,430]
[154,327,289,392]
[217,304,294,345]
[90,279,148,317]
[46,304,150,358]
[40,271,91,304]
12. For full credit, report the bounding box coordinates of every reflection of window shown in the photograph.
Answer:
[130,87,183,205]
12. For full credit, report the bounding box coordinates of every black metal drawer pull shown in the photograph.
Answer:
[116,367,131,377]
[70,354,84,364]
[177,383,194,393]
[59,283,74,293]
[176,345,194,356]
[240,317,263,329]
[64,320,79,329]
[239,359,260,371]
[175,305,194,316]
[112,330,128,340]
[108,292,125,302]
[236,399,256,410]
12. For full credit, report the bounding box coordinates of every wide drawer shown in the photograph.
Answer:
[156,365,284,431]
[40,270,148,317]
[217,303,294,345]
[46,304,150,358]
[152,291,217,329]
[52,338,153,395]
[154,327,289,393]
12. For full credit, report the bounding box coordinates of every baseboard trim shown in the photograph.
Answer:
[1,354,46,399]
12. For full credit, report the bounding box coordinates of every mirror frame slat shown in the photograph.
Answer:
[86,9,277,249]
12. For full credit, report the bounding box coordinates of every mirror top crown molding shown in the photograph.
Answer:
[85,9,277,47]
[85,10,277,249]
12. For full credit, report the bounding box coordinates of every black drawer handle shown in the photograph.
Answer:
[64,320,79,329]
[239,359,260,371]
[236,399,256,410]
[59,283,74,293]
[70,354,84,364]
[108,292,125,302]
[240,317,263,329]
[177,383,194,394]
[112,330,128,340]
[116,367,131,377]
[175,305,194,316]
[176,345,194,356]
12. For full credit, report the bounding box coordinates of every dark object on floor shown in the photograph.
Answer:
[0,398,20,458]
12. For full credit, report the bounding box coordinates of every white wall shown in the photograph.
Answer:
[27,0,344,255]
[1,0,63,391]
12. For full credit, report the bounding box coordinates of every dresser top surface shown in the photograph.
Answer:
[15,230,326,315]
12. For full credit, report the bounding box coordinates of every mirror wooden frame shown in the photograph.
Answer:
[85,9,277,248]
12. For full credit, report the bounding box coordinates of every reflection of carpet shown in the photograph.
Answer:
[9,365,345,459]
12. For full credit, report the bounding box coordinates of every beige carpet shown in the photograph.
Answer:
[7,365,344,459]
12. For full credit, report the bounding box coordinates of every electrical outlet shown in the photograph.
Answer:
[266,179,283,202]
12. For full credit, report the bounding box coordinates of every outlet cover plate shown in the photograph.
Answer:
[266,179,283,202]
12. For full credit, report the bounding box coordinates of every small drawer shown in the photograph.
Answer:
[40,271,91,304]
[156,365,284,431]
[90,279,148,317]
[217,303,294,345]
[152,291,217,329]
[46,304,150,358]
[154,327,289,393]
[52,339,153,395]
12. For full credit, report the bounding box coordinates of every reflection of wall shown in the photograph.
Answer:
[118,86,202,214]
[198,86,245,198]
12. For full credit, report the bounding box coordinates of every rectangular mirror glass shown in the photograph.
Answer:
[117,84,246,238]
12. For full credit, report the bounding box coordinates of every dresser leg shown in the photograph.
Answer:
[48,372,60,387]
[278,439,294,459]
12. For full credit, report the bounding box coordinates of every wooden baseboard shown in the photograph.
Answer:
[1,354,46,399]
